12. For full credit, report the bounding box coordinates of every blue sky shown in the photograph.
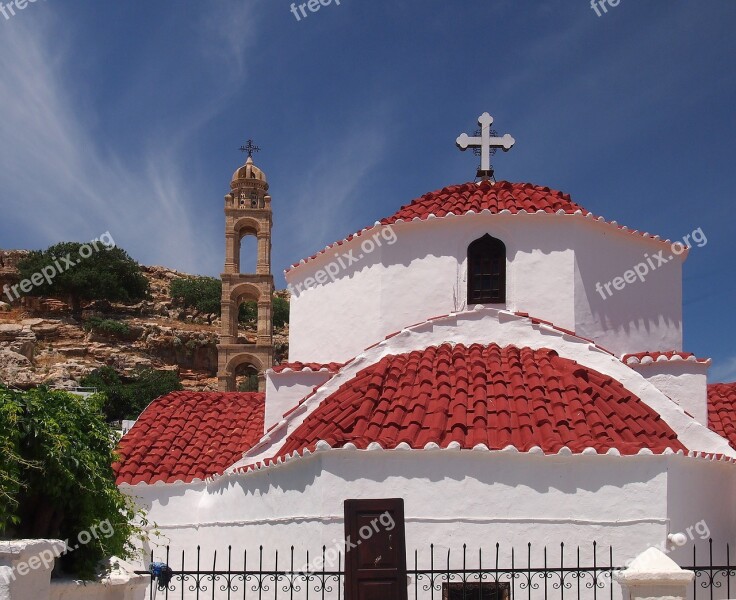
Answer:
[0,1,734,380]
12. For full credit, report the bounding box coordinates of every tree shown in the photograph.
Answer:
[239,300,258,324]
[170,276,221,322]
[16,242,149,317]
[171,275,290,327]
[0,385,147,578]
[80,367,183,421]
[273,296,290,328]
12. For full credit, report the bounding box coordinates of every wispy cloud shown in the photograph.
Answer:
[275,122,388,272]
[0,4,257,274]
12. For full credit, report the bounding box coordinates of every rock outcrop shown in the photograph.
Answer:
[0,255,289,390]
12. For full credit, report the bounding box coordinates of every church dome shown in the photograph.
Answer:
[383,180,588,221]
[287,180,673,271]
[263,343,687,460]
[232,156,268,185]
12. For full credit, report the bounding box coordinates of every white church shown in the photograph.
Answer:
[115,114,736,599]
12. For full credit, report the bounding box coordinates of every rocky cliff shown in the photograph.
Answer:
[0,250,289,391]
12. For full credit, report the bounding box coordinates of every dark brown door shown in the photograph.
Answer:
[344,499,408,600]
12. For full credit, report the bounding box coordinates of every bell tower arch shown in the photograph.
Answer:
[217,142,274,391]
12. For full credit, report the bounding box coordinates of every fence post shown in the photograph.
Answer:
[614,547,694,600]
[0,539,66,600]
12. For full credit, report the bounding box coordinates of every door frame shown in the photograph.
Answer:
[344,498,408,600]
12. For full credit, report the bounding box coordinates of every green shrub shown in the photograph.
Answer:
[0,385,148,578]
[83,317,130,337]
[170,275,289,327]
[80,367,183,421]
[170,277,221,316]
[273,296,290,328]
[238,301,257,324]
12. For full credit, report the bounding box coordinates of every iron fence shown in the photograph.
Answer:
[409,542,616,600]
[683,539,735,600]
[136,540,734,600]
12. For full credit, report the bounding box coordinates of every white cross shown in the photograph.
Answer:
[456,113,515,179]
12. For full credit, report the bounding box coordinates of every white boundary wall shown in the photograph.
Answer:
[123,452,735,570]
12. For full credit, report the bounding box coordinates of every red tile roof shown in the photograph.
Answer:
[708,383,736,450]
[623,351,711,365]
[383,181,589,221]
[272,343,686,459]
[287,181,673,271]
[271,362,344,374]
[114,391,265,485]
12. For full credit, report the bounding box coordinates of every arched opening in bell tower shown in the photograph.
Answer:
[238,235,257,275]
[235,364,260,392]
[223,353,266,393]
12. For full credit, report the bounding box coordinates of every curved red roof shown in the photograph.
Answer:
[273,343,686,458]
[114,391,265,485]
[287,181,670,271]
[708,382,736,450]
[272,361,344,374]
[382,181,588,222]
[623,351,711,365]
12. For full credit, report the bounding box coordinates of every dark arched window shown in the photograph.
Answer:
[467,234,506,304]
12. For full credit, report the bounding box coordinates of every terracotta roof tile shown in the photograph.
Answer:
[708,383,736,450]
[114,391,265,485]
[273,344,685,458]
[623,351,711,365]
[271,362,343,374]
[288,181,672,272]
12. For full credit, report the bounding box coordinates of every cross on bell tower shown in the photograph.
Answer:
[240,139,260,158]
[456,113,516,181]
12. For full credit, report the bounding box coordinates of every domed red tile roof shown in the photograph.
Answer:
[383,181,588,222]
[287,181,671,271]
[708,382,736,450]
[114,391,265,485]
[273,344,685,458]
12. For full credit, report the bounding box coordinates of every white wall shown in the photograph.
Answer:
[627,361,710,426]
[126,452,734,571]
[286,215,682,365]
[265,370,333,432]
[665,457,736,566]
[573,225,683,356]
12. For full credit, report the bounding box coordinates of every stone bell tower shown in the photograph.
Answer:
[217,142,274,391]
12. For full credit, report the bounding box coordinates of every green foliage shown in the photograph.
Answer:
[236,371,259,392]
[0,396,26,528]
[82,317,130,337]
[273,296,290,328]
[0,385,147,578]
[170,276,221,316]
[171,275,290,327]
[80,367,183,421]
[16,242,149,314]
[238,301,257,324]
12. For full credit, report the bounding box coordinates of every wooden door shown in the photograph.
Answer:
[344,498,408,600]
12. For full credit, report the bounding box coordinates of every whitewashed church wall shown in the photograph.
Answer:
[124,453,733,572]
[572,225,683,357]
[629,362,710,426]
[663,457,736,565]
[287,215,682,365]
[264,370,333,432]
[287,216,575,365]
